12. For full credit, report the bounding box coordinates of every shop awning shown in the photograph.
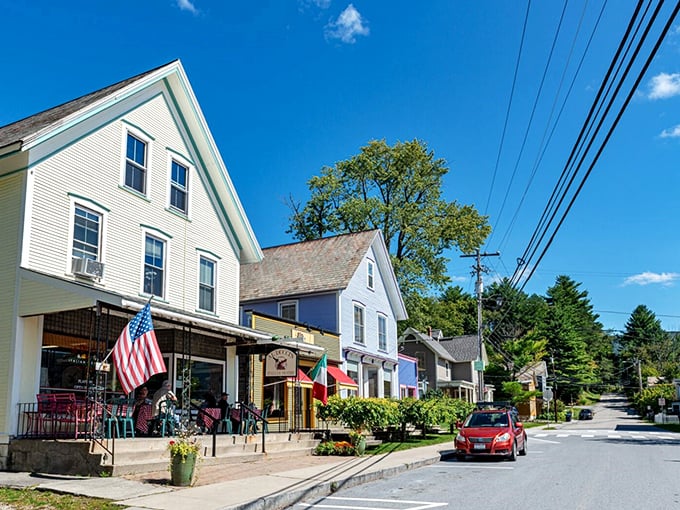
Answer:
[287,369,313,388]
[327,366,358,389]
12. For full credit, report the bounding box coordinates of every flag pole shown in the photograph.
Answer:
[98,296,154,368]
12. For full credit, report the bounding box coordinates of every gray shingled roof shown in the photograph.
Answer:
[0,61,174,150]
[399,327,455,362]
[240,230,380,301]
[440,335,480,362]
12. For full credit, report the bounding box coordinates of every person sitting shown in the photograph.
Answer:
[202,392,217,408]
[217,392,230,420]
[151,380,177,417]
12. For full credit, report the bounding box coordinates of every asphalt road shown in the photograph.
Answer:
[292,394,680,510]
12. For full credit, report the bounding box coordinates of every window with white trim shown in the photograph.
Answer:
[378,314,387,351]
[383,368,392,397]
[72,205,101,261]
[125,133,148,194]
[170,159,189,214]
[144,234,166,297]
[279,301,298,321]
[367,260,375,290]
[353,304,365,344]
[198,256,216,312]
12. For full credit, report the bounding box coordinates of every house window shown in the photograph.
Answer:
[367,260,375,290]
[279,301,298,321]
[353,304,365,344]
[170,160,188,214]
[125,133,147,194]
[144,234,165,297]
[199,256,216,312]
[384,369,392,397]
[346,361,359,386]
[72,205,101,261]
[378,314,387,351]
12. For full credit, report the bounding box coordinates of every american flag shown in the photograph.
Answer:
[112,303,166,395]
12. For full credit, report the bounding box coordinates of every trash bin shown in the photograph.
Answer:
[565,411,572,422]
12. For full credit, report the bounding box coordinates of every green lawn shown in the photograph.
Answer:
[366,433,455,455]
[0,488,118,510]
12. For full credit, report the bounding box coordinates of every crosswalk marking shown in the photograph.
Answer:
[526,429,680,442]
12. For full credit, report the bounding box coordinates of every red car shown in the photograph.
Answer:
[454,407,527,461]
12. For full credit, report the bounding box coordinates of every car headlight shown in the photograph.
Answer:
[496,432,511,442]
[455,433,466,443]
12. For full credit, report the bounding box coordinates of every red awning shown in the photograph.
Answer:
[327,366,358,388]
[287,369,313,387]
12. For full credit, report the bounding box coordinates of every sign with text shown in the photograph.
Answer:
[265,348,297,377]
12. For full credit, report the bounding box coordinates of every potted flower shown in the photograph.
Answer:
[168,433,201,486]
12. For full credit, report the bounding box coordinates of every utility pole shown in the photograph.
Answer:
[461,249,499,402]
[636,358,643,392]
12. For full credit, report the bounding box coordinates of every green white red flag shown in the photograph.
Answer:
[309,353,328,404]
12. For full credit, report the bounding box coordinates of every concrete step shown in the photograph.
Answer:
[8,432,320,477]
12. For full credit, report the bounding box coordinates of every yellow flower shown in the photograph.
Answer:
[168,436,201,463]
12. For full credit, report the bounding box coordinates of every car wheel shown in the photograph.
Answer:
[519,434,527,456]
[508,440,517,461]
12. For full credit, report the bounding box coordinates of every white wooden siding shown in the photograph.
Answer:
[0,172,24,432]
[25,93,241,322]
[341,244,399,363]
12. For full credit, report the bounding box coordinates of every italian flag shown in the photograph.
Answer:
[309,353,328,404]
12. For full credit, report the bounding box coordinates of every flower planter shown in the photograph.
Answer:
[354,436,366,456]
[170,453,196,486]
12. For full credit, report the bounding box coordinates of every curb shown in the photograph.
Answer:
[226,453,445,510]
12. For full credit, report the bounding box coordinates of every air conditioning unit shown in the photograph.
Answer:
[72,257,104,279]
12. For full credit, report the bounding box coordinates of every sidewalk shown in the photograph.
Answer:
[0,443,454,510]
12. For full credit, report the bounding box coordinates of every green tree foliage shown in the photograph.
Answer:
[286,139,490,295]
[400,285,477,336]
[540,276,603,402]
[621,305,678,380]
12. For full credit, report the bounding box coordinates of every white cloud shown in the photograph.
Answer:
[325,4,369,44]
[660,125,680,138]
[648,73,680,99]
[177,0,198,14]
[622,272,680,286]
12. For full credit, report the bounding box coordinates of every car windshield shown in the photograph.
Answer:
[466,413,508,427]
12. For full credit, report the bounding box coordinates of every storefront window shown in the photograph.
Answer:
[176,356,224,407]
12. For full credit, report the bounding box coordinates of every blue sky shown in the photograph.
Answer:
[2,1,680,333]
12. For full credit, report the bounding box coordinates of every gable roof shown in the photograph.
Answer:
[0,60,262,264]
[399,327,455,362]
[240,230,407,320]
[0,62,167,152]
[440,335,482,362]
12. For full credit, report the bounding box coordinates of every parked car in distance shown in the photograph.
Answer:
[579,408,594,420]
[454,406,527,461]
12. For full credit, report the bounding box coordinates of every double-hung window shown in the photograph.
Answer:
[353,304,365,344]
[199,256,216,312]
[72,205,101,261]
[367,260,375,290]
[378,314,387,351]
[144,234,165,297]
[170,160,188,214]
[125,133,147,194]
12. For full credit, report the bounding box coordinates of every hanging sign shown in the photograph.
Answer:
[265,348,297,377]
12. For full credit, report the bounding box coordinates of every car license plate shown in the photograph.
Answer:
[473,443,486,450]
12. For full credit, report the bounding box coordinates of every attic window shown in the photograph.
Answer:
[367,260,375,290]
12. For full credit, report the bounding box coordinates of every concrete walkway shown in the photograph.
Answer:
[0,443,453,510]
